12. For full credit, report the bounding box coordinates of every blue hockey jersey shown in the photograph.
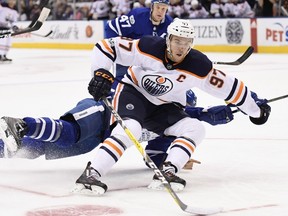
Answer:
[105,7,173,39]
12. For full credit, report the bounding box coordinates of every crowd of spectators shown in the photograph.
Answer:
[1,0,288,21]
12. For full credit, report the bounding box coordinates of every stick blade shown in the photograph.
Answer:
[234,46,254,65]
[184,205,223,215]
[213,46,254,65]
[36,7,50,23]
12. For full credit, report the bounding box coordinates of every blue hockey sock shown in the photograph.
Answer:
[22,116,78,144]
[24,117,63,141]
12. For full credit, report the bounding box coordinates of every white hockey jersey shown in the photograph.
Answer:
[0,6,18,29]
[91,35,261,118]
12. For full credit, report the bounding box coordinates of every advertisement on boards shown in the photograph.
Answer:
[12,21,104,49]
[257,18,288,46]
[192,18,251,46]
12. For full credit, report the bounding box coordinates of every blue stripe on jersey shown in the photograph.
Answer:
[179,136,197,148]
[236,86,248,106]
[100,146,118,162]
[110,136,127,150]
[170,144,191,158]
[95,43,116,62]
[225,78,238,101]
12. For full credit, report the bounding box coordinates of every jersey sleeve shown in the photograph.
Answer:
[199,68,261,118]
[91,37,143,76]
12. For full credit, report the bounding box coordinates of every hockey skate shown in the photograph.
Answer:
[148,161,186,192]
[0,55,12,63]
[0,117,27,152]
[72,162,108,195]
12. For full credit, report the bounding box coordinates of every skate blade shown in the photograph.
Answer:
[0,60,12,64]
[147,180,184,192]
[71,183,106,196]
[0,119,18,152]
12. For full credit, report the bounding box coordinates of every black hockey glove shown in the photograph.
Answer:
[88,68,114,101]
[249,92,271,125]
[12,25,19,32]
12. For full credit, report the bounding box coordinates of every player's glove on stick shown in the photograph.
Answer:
[249,92,271,125]
[185,105,233,126]
[200,105,234,125]
[88,68,114,101]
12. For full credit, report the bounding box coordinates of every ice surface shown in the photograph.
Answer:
[0,48,287,216]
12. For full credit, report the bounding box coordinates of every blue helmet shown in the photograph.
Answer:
[151,0,170,5]
[186,89,197,107]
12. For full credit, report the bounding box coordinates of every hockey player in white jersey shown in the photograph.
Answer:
[0,1,19,62]
[74,18,271,194]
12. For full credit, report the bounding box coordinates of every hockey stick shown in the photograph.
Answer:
[232,94,288,113]
[31,30,53,38]
[0,7,50,38]
[102,97,222,215]
[266,94,288,103]
[12,7,50,36]
[27,0,50,28]
[212,46,254,65]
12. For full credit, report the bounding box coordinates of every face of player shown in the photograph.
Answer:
[151,3,169,25]
[168,35,193,63]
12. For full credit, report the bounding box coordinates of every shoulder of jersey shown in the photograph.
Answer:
[181,49,213,77]
[164,15,173,23]
[138,36,166,58]
[138,37,212,77]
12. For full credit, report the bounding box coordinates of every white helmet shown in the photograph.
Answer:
[166,18,195,57]
[167,18,195,40]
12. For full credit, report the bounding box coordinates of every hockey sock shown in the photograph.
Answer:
[23,117,78,145]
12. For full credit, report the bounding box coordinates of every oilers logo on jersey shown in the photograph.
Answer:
[142,75,173,96]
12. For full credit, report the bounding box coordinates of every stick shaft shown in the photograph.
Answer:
[232,94,288,113]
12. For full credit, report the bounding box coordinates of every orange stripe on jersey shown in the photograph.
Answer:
[173,138,195,153]
[110,83,124,124]
[128,67,139,86]
[104,140,124,156]
[230,81,244,104]
[101,39,114,55]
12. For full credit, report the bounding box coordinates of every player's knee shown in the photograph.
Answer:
[165,117,206,145]
[182,118,205,145]
[111,118,142,148]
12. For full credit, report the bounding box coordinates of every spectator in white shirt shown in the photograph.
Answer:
[210,0,224,17]
[188,0,209,18]
[88,0,110,20]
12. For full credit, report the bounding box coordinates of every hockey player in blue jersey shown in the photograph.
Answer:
[0,0,177,165]
[105,0,172,39]
[0,0,174,163]
[0,0,174,160]
[0,92,235,165]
